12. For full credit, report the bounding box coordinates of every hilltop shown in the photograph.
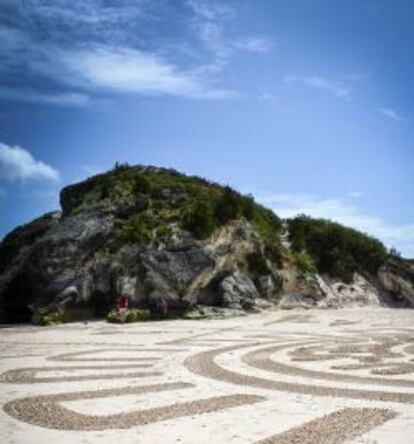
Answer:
[0,164,412,324]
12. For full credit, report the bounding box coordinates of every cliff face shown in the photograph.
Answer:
[378,258,414,306]
[0,165,412,323]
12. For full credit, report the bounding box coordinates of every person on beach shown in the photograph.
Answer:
[116,295,128,311]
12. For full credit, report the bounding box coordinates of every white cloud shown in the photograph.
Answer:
[55,45,236,99]
[284,75,352,100]
[188,0,272,67]
[377,107,403,121]
[0,87,90,107]
[187,0,234,21]
[0,142,60,182]
[255,192,414,258]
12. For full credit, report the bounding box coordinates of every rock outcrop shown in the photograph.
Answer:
[378,258,414,306]
[0,164,412,323]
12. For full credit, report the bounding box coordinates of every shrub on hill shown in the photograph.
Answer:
[287,215,388,281]
[183,200,216,239]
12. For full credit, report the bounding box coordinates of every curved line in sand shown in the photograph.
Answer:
[4,382,263,431]
[243,343,414,388]
[184,342,414,404]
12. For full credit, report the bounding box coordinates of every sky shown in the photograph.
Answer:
[0,0,413,257]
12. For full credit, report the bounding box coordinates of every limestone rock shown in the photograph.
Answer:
[257,274,281,299]
[378,258,414,306]
[219,271,259,310]
[317,273,382,308]
[279,293,316,309]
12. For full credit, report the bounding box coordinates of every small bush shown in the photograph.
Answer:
[294,250,316,274]
[182,307,207,320]
[125,309,151,322]
[182,200,216,239]
[240,194,256,219]
[250,206,283,266]
[107,308,151,323]
[246,252,269,275]
[132,174,152,195]
[156,224,173,239]
[214,187,242,224]
[115,212,154,244]
[40,311,65,326]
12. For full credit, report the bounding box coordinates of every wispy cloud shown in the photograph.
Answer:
[0,0,268,105]
[0,88,90,107]
[187,0,235,21]
[255,192,414,257]
[284,75,352,100]
[377,107,403,121]
[188,0,272,69]
[57,45,236,99]
[0,142,59,182]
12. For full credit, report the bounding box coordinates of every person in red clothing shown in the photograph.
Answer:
[116,295,128,311]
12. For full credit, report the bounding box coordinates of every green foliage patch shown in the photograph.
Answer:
[107,308,151,323]
[40,311,65,326]
[288,215,388,281]
[293,250,316,274]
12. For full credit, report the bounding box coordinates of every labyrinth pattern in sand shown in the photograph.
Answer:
[0,312,413,443]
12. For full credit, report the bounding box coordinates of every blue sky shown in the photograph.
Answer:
[0,0,413,256]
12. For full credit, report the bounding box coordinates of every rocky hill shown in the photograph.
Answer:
[0,164,413,324]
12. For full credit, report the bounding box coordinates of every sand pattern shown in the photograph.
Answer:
[0,365,160,383]
[184,343,414,404]
[1,310,413,442]
[256,408,397,444]
[5,384,262,430]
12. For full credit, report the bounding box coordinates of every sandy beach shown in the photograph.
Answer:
[0,307,413,443]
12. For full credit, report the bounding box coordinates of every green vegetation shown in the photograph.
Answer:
[114,212,154,244]
[246,252,270,275]
[182,307,208,320]
[288,215,388,281]
[182,199,216,239]
[107,308,151,323]
[40,310,65,326]
[250,206,283,266]
[293,250,316,274]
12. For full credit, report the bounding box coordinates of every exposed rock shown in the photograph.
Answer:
[166,231,196,251]
[184,305,247,319]
[219,271,259,310]
[278,265,325,301]
[279,293,316,309]
[254,297,275,310]
[317,273,382,308]
[378,258,414,306]
[257,274,280,299]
